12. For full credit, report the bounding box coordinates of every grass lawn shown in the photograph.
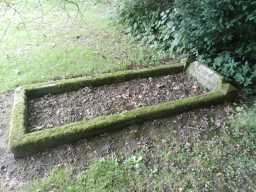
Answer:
[0,0,168,93]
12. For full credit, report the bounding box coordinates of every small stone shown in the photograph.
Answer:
[192,85,198,91]
[1,165,7,172]
[173,86,179,90]
[8,179,19,190]
[156,83,165,88]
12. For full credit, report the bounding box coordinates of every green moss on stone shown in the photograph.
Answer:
[11,90,228,157]
[9,63,238,158]
[8,88,28,154]
[25,63,184,98]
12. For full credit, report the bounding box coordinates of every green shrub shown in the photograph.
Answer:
[116,0,256,87]
[173,0,256,86]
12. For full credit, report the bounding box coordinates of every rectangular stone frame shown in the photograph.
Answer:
[9,63,236,157]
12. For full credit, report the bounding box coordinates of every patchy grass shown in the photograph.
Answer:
[0,0,168,92]
[22,105,256,192]
[79,160,129,192]
[231,103,256,132]
[22,168,75,192]
[22,160,129,192]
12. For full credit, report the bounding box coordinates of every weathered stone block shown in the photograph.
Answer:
[187,61,223,91]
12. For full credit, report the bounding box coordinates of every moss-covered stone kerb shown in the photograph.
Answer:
[26,63,184,98]
[8,88,28,153]
[11,89,229,157]
[8,63,237,158]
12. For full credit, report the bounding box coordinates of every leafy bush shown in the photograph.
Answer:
[117,0,256,87]
[116,0,175,50]
[175,0,256,87]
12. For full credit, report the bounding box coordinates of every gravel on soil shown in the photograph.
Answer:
[0,92,14,151]
[28,73,206,132]
[0,92,16,191]
[0,89,237,191]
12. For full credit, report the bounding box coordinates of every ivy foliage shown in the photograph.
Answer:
[116,0,256,87]
[175,0,256,87]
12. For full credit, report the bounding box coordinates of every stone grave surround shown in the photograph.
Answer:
[8,62,236,157]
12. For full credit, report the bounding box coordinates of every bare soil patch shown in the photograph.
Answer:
[28,73,206,132]
[0,92,13,149]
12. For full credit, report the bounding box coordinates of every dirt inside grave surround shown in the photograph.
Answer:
[28,73,207,132]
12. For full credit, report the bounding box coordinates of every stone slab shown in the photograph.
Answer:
[187,61,223,91]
